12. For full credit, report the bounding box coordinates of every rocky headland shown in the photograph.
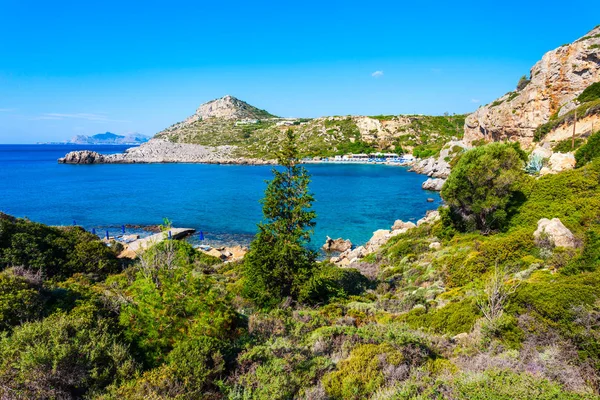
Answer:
[59,139,275,165]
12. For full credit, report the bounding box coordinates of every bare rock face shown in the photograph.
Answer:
[422,178,446,191]
[534,218,579,248]
[411,141,468,178]
[322,236,353,252]
[184,95,275,123]
[465,26,600,148]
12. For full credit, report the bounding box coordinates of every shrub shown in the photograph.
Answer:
[298,263,370,305]
[400,299,481,335]
[578,82,600,103]
[120,257,239,366]
[322,343,406,399]
[575,129,600,167]
[451,369,590,399]
[441,143,528,233]
[0,270,46,331]
[0,214,120,280]
[0,305,137,399]
[517,75,530,91]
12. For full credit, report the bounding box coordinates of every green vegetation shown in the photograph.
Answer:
[517,75,530,91]
[575,129,600,167]
[578,82,600,103]
[441,143,528,233]
[553,137,584,152]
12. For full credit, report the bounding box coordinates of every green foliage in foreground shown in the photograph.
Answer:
[442,143,528,233]
[0,213,122,280]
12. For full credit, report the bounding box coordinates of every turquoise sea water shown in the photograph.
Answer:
[0,145,441,249]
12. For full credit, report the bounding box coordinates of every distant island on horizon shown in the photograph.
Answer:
[38,131,150,145]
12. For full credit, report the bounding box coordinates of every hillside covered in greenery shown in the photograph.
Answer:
[3,129,600,399]
[155,111,465,159]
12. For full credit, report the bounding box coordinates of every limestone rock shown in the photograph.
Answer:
[532,145,553,160]
[464,26,600,148]
[410,141,468,178]
[391,220,416,231]
[534,218,579,248]
[417,210,441,226]
[429,242,441,250]
[59,150,105,164]
[422,178,445,191]
[322,236,353,252]
[365,229,392,253]
[547,153,576,174]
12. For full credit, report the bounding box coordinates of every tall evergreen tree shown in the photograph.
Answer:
[242,130,317,307]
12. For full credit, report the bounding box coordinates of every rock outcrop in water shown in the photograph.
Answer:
[464,26,600,148]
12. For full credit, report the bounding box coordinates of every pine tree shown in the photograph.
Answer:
[242,130,317,307]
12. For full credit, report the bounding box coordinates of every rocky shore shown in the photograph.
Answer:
[58,139,276,165]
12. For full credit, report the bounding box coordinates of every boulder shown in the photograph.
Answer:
[365,229,392,253]
[58,150,105,164]
[533,218,579,248]
[543,153,576,174]
[532,145,553,159]
[417,210,440,226]
[322,236,352,252]
[391,220,416,231]
[429,242,441,250]
[422,178,445,191]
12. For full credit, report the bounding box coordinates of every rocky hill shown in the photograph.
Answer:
[155,95,465,159]
[465,26,600,148]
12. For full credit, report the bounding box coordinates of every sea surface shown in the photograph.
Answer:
[0,144,442,249]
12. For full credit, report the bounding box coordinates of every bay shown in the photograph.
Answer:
[0,144,442,249]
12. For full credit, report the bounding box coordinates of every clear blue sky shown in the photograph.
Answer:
[0,0,598,143]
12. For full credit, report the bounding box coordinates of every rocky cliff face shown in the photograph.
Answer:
[169,95,277,127]
[465,26,600,148]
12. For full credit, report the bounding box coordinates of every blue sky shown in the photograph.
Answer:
[0,1,598,143]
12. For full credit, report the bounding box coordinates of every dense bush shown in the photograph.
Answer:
[119,246,239,366]
[578,82,600,103]
[400,299,481,335]
[0,304,137,399]
[322,343,407,399]
[0,213,121,279]
[441,143,528,233]
[0,270,46,331]
[575,129,600,167]
[510,158,600,233]
[298,263,370,304]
